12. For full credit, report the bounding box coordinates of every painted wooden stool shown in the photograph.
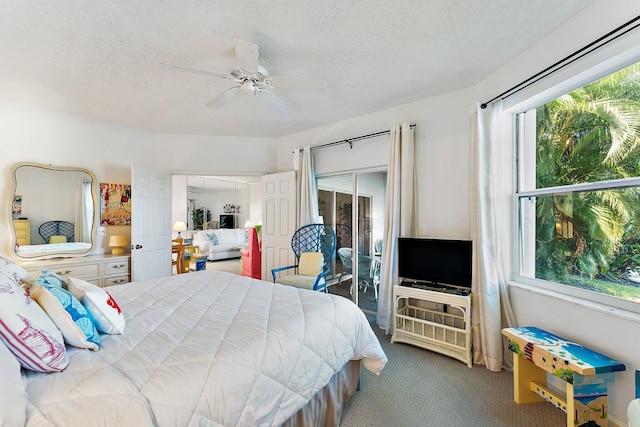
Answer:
[502,326,625,427]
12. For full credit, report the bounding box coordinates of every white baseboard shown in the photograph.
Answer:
[609,414,626,427]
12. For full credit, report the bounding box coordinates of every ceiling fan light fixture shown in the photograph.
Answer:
[163,37,324,115]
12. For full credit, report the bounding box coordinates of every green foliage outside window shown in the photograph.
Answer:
[532,62,640,301]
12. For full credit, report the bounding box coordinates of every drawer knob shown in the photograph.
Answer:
[55,270,72,275]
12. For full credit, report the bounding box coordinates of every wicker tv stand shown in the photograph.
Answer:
[391,283,472,367]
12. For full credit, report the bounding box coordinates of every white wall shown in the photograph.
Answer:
[0,98,154,256]
[171,175,188,237]
[277,87,475,241]
[153,133,278,175]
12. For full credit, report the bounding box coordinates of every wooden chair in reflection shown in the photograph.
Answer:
[172,237,186,274]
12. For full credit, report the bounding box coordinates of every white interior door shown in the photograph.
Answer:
[261,171,296,281]
[131,165,171,281]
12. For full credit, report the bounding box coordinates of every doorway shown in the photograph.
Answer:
[317,169,386,314]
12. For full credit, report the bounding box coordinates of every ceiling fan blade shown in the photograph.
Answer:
[205,87,240,109]
[160,63,231,80]
[259,91,290,117]
[269,76,326,93]
[233,37,259,74]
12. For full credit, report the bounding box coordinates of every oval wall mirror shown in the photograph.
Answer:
[9,162,98,260]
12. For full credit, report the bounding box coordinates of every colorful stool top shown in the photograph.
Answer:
[502,327,625,378]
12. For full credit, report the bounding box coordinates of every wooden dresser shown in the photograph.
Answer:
[13,219,30,246]
[21,254,130,288]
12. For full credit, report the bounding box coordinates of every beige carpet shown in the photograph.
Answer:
[205,258,242,275]
[340,323,566,427]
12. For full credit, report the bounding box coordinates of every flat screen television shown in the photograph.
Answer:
[398,237,472,288]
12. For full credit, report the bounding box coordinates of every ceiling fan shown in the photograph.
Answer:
[162,37,326,116]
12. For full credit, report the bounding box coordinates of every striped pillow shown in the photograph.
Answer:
[0,273,68,372]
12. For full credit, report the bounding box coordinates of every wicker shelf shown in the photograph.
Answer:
[391,285,472,367]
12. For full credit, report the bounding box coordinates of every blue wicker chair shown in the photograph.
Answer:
[271,224,336,292]
[38,220,74,244]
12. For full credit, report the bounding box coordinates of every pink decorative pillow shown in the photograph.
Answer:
[0,255,29,283]
[0,274,68,372]
[67,277,125,334]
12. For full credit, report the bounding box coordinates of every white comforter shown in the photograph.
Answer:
[23,269,387,426]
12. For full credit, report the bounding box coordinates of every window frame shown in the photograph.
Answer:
[511,68,640,316]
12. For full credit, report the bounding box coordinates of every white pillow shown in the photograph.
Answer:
[0,255,28,282]
[67,277,125,334]
[0,273,68,372]
[29,283,101,351]
[0,338,26,427]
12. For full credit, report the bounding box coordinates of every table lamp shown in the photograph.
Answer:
[109,235,128,255]
[173,221,187,238]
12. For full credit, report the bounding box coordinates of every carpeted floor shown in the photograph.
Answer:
[205,258,242,275]
[340,323,566,427]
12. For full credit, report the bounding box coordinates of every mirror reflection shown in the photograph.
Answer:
[10,163,97,260]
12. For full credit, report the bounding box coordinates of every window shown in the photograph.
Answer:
[516,61,640,310]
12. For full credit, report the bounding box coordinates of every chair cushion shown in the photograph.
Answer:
[275,274,318,290]
[49,235,68,244]
[299,252,324,276]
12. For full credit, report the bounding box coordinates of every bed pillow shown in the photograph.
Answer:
[67,277,125,334]
[29,283,101,351]
[0,255,29,282]
[0,274,69,372]
[33,267,65,288]
[0,339,26,427]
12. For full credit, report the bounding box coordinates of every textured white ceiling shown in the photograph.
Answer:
[0,0,596,137]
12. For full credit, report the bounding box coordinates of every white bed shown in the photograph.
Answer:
[17,268,387,426]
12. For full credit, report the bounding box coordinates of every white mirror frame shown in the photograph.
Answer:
[9,162,99,261]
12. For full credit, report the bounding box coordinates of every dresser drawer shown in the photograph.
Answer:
[20,254,130,287]
[103,275,130,287]
[26,262,101,281]
[104,259,130,276]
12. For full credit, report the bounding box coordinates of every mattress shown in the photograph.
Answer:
[22,268,387,426]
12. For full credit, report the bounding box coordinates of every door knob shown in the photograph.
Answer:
[134,244,143,249]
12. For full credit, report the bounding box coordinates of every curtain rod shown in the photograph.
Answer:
[480,15,640,109]
[294,124,416,153]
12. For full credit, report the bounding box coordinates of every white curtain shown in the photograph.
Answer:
[75,181,93,243]
[377,123,418,333]
[472,101,517,372]
[295,146,319,226]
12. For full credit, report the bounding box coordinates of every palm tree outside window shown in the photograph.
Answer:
[516,62,640,306]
